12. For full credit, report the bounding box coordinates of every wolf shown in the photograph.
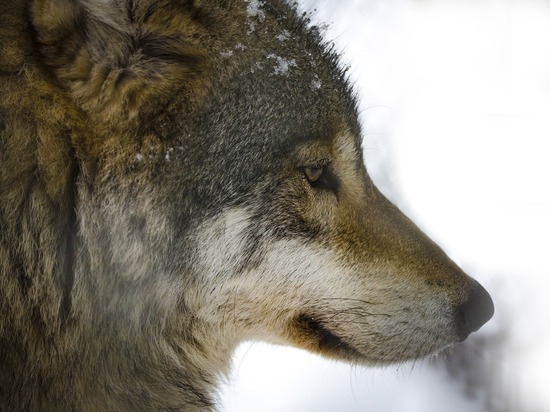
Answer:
[0,0,494,410]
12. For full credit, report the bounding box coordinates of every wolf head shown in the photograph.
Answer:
[31,0,494,365]
[5,0,493,407]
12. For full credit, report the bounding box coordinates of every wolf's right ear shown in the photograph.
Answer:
[31,0,211,124]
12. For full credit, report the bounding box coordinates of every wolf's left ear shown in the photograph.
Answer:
[31,0,213,124]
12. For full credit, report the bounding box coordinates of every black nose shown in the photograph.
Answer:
[457,282,494,337]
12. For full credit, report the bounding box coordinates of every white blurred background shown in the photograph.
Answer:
[221,0,550,410]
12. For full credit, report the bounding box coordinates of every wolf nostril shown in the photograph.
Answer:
[457,283,494,336]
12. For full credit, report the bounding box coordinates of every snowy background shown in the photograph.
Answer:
[221,0,550,411]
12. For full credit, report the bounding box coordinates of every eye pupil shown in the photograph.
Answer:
[305,166,323,183]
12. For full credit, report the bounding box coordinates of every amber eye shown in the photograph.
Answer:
[302,159,339,193]
[304,165,323,183]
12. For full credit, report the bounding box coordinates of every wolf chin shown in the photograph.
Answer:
[0,0,494,410]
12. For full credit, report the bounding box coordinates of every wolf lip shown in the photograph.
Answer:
[295,314,362,358]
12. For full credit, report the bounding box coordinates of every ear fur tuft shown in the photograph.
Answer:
[31,0,210,125]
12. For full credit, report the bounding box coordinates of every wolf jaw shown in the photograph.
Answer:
[187,200,488,365]
[0,0,493,409]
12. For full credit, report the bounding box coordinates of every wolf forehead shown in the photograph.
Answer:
[122,2,366,193]
[163,2,362,144]
[32,0,360,135]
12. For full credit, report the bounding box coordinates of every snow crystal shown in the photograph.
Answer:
[222,44,247,58]
[311,78,322,90]
[165,148,174,162]
[246,0,265,21]
[275,30,291,42]
[250,61,264,74]
[267,54,297,76]
[135,153,144,162]
[246,0,266,34]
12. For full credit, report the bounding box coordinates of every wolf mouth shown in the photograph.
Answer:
[295,314,363,359]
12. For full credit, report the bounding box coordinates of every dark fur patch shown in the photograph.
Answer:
[60,145,79,325]
[137,33,201,65]
[294,314,362,359]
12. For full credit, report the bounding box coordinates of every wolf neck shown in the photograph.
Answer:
[158,319,238,410]
[52,313,236,411]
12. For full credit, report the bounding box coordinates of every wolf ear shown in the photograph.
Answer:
[31,0,209,123]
